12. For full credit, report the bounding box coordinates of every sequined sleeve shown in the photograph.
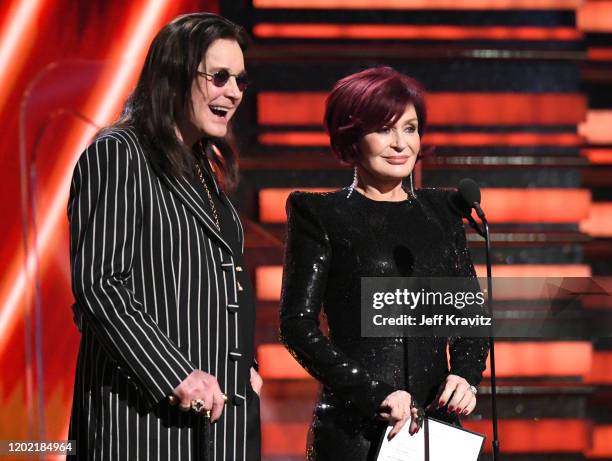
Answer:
[447,202,489,386]
[279,192,395,417]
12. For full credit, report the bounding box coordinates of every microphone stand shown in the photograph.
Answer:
[444,190,500,459]
[473,205,500,461]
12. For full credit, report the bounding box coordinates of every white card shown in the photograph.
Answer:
[376,417,484,461]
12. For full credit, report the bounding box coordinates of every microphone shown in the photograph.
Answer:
[448,178,486,237]
[458,178,486,220]
[448,187,472,218]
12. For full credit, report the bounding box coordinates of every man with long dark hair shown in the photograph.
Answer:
[67,13,261,460]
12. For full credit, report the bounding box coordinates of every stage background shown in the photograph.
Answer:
[1,0,612,459]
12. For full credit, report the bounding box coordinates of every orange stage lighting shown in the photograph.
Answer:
[259,131,329,146]
[588,47,612,61]
[253,24,580,41]
[577,1,612,33]
[417,92,585,126]
[481,275,601,301]
[253,0,581,10]
[582,148,612,164]
[474,264,592,278]
[256,266,284,301]
[262,422,309,457]
[482,342,592,378]
[588,425,612,457]
[258,92,587,126]
[0,0,174,358]
[258,188,591,224]
[426,132,581,146]
[258,342,592,380]
[479,188,590,224]
[586,351,612,384]
[258,93,325,125]
[0,0,47,112]
[258,187,332,223]
[464,419,588,453]
[579,110,612,144]
[580,202,612,237]
[257,343,311,379]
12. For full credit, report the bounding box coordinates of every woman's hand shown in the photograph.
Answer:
[427,374,477,416]
[250,367,263,396]
[378,390,421,440]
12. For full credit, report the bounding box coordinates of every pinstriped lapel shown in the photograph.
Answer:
[159,173,234,255]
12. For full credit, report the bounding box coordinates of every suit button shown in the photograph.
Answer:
[236,266,243,272]
[237,282,244,292]
[229,350,242,361]
[227,303,239,313]
[232,395,244,406]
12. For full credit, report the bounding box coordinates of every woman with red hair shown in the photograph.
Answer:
[279,67,488,460]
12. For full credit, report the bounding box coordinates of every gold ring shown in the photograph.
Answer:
[205,409,212,418]
[191,399,206,413]
[221,393,228,402]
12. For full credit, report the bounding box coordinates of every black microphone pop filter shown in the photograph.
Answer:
[448,178,480,217]
[448,190,472,217]
[458,178,481,206]
[447,178,486,235]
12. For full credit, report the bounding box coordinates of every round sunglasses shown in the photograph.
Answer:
[198,69,249,92]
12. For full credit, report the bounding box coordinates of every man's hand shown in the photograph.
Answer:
[173,370,226,422]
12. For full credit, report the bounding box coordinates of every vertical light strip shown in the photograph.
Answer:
[0,0,172,354]
[0,0,46,111]
[88,0,171,131]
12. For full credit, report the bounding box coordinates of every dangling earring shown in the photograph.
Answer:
[346,166,358,198]
[408,172,416,199]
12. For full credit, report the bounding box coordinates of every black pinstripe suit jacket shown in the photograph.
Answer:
[67,128,258,460]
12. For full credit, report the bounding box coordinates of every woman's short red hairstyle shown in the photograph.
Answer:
[324,67,428,164]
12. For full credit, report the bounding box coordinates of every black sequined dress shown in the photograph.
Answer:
[279,187,489,461]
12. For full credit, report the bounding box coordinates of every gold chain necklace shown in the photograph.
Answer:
[194,162,221,231]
